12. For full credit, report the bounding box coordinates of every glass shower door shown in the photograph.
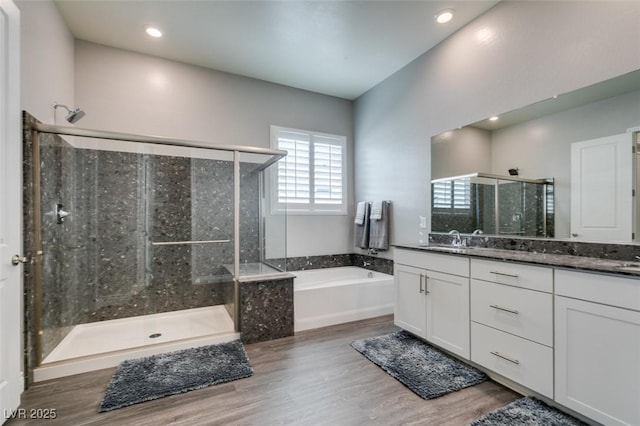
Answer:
[38,137,156,363]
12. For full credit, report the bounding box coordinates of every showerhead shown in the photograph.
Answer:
[65,108,85,123]
[54,103,86,123]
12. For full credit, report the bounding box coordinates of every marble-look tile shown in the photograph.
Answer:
[350,254,394,275]
[22,113,37,385]
[239,277,294,344]
[266,253,394,275]
[285,253,353,271]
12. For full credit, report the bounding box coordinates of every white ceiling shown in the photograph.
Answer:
[54,0,498,100]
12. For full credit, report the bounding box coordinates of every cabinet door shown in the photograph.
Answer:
[555,296,640,425]
[426,270,470,359]
[394,264,426,338]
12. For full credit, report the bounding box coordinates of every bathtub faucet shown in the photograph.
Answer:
[363,261,372,268]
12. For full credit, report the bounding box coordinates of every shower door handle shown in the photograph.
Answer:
[55,203,71,224]
[11,255,28,266]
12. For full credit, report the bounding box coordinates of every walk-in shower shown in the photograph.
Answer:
[23,114,288,382]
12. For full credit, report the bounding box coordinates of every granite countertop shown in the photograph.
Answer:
[394,243,640,278]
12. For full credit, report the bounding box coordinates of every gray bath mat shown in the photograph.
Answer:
[99,340,253,412]
[471,397,587,425]
[351,330,487,399]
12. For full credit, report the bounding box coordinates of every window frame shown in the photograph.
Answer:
[270,125,347,215]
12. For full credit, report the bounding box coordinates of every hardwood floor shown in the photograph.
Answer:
[8,315,519,425]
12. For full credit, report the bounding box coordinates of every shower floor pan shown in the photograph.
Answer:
[34,305,238,382]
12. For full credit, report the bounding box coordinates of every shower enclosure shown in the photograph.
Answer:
[23,115,288,381]
[431,172,554,237]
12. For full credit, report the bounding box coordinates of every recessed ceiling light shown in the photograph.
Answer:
[489,116,499,121]
[435,9,454,24]
[145,27,162,38]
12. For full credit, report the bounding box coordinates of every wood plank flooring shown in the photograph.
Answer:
[7,315,519,425]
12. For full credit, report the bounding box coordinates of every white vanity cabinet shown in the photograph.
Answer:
[555,269,640,426]
[470,259,554,399]
[394,263,427,338]
[394,249,470,358]
[394,247,640,425]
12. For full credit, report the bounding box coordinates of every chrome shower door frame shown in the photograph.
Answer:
[29,123,287,360]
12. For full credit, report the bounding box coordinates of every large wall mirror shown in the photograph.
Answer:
[431,69,640,243]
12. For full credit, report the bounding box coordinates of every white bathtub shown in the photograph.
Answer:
[294,266,394,332]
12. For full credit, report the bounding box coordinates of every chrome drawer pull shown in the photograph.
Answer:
[490,351,520,365]
[419,273,424,293]
[490,270,519,278]
[489,304,519,315]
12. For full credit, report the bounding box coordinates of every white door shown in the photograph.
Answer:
[394,264,426,338]
[570,133,633,242]
[425,270,469,359]
[555,296,640,426]
[0,0,22,420]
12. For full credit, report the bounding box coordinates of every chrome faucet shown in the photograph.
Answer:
[363,261,372,268]
[449,230,462,248]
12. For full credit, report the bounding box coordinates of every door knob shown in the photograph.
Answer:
[11,255,28,266]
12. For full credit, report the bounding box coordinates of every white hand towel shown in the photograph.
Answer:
[355,202,366,225]
[370,201,383,220]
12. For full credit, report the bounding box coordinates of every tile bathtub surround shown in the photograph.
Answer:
[266,253,394,275]
[238,277,294,344]
[285,254,353,271]
[351,254,394,275]
[429,233,640,261]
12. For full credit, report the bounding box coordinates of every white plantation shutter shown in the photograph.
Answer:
[276,131,310,204]
[433,177,471,210]
[313,137,343,204]
[271,126,346,213]
[433,180,452,209]
[453,178,471,209]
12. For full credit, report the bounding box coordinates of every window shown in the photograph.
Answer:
[271,126,347,214]
[432,177,471,211]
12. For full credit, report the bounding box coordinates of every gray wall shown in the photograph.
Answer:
[74,40,355,257]
[431,127,492,180]
[17,0,75,123]
[354,1,640,256]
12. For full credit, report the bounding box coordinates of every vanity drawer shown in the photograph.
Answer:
[555,269,640,312]
[470,259,552,293]
[471,322,553,398]
[471,279,552,347]
[395,249,469,277]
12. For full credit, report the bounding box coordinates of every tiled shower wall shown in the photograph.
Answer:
[24,113,261,373]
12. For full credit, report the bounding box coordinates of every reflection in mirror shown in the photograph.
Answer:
[431,69,640,242]
[431,173,554,237]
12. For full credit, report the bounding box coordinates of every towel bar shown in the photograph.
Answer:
[151,239,230,246]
